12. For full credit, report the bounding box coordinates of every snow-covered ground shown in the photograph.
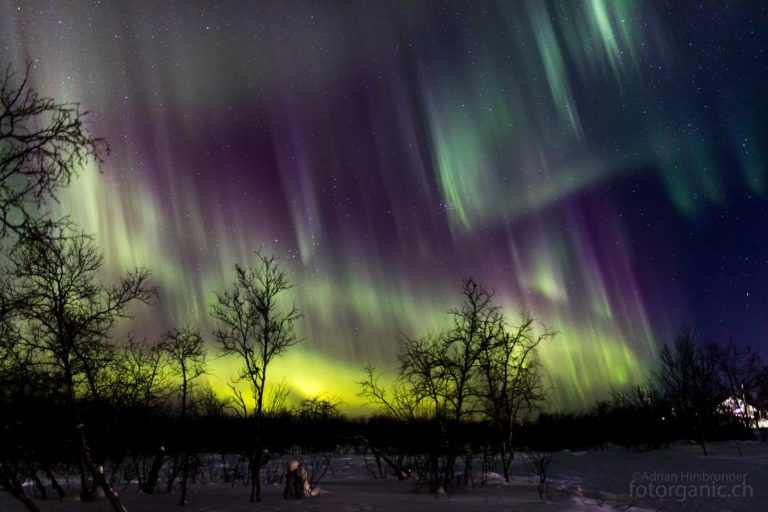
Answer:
[2,441,765,511]
[548,441,768,512]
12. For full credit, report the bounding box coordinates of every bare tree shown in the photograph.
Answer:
[159,326,207,505]
[0,59,114,511]
[360,278,518,492]
[0,466,42,512]
[479,312,554,482]
[525,450,553,501]
[712,340,764,429]
[358,364,418,420]
[0,294,45,512]
[655,328,723,455]
[442,278,503,420]
[298,393,344,420]
[357,366,419,482]
[395,332,452,491]
[264,379,292,417]
[406,279,506,490]
[6,227,154,511]
[0,61,106,238]
[210,251,302,503]
[108,335,168,408]
[161,327,207,426]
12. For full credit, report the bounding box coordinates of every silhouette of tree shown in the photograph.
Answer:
[5,227,154,510]
[479,312,554,482]
[0,61,106,237]
[193,382,231,418]
[0,59,105,511]
[358,364,418,420]
[359,278,551,492]
[107,336,167,409]
[298,394,344,420]
[0,290,47,512]
[711,340,764,429]
[397,279,506,490]
[159,326,207,505]
[442,278,503,421]
[161,326,207,420]
[210,251,302,503]
[0,467,41,512]
[264,379,292,417]
[655,328,723,455]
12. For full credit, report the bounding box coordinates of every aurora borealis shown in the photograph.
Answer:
[1,1,765,411]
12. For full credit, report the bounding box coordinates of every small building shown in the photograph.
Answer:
[719,396,768,429]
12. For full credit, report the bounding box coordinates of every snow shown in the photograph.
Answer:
[2,441,766,511]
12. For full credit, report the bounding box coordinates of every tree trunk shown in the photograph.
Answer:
[77,457,95,501]
[166,455,180,493]
[0,466,42,512]
[139,447,165,494]
[251,390,264,504]
[179,379,189,506]
[28,471,47,499]
[501,450,513,482]
[353,436,409,479]
[43,464,66,500]
[501,433,515,482]
[75,423,127,512]
[699,439,708,456]
[179,453,189,505]
[442,453,455,493]
[249,451,262,503]
[67,376,127,512]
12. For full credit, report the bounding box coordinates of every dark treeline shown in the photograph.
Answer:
[2,353,763,509]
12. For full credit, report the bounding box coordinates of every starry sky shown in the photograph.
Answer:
[1,0,766,411]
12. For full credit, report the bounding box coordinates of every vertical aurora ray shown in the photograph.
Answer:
[2,0,766,411]
[527,0,583,138]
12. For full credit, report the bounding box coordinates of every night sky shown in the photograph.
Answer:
[2,1,766,410]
